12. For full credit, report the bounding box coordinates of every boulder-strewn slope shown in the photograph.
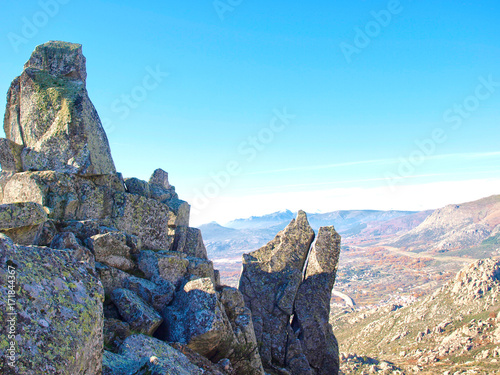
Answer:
[390,195,500,254]
[0,41,264,375]
[239,211,342,375]
[332,258,500,374]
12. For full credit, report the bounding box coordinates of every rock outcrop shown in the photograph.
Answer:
[239,211,341,375]
[0,234,104,374]
[2,41,115,175]
[0,41,264,375]
[293,226,341,374]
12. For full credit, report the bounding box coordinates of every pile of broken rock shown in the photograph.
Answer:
[0,41,342,375]
[0,41,263,375]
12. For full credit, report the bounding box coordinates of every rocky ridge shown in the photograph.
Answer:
[390,195,500,254]
[332,258,500,374]
[0,41,266,375]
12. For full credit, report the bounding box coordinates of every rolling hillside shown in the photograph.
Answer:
[390,195,500,256]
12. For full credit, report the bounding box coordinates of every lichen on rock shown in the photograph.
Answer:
[2,41,115,176]
[0,40,275,375]
[0,234,104,374]
[239,211,342,375]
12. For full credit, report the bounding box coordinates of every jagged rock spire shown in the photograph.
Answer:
[239,211,342,374]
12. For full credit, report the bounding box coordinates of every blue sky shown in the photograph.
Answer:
[1,0,500,225]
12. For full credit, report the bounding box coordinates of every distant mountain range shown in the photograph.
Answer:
[199,209,432,258]
[201,194,500,259]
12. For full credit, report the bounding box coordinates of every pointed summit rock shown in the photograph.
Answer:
[2,41,115,175]
[239,210,315,372]
[293,226,341,374]
[239,211,342,375]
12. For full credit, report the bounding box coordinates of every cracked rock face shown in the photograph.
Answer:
[293,226,341,375]
[2,41,115,175]
[239,211,341,375]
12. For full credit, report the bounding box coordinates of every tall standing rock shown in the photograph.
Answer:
[293,226,341,375]
[2,41,116,175]
[238,211,315,372]
[239,212,341,375]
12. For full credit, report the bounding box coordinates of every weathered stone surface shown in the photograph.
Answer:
[50,231,81,249]
[239,211,315,370]
[138,250,189,287]
[0,202,47,230]
[104,349,206,375]
[34,219,57,246]
[102,350,143,375]
[1,171,123,220]
[0,138,23,172]
[149,183,174,202]
[166,198,190,227]
[174,226,208,259]
[0,171,14,203]
[219,286,265,375]
[293,226,341,374]
[60,219,118,243]
[149,168,170,189]
[162,277,235,358]
[50,231,96,268]
[123,275,175,312]
[0,40,277,375]
[285,335,313,375]
[24,40,87,81]
[104,319,132,353]
[0,234,103,374]
[214,269,221,287]
[125,233,142,253]
[110,288,163,336]
[150,276,176,311]
[96,262,130,295]
[0,170,177,250]
[88,232,134,271]
[118,334,204,375]
[239,212,341,375]
[97,261,175,318]
[0,202,47,245]
[186,257,216,283]
[124,177,150,198]
[1,171,48,206]
[122,275,158,302]
[3,41,115,175]
[104,299,123,321]
[170,343,232,375]
[112,192,176,250]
